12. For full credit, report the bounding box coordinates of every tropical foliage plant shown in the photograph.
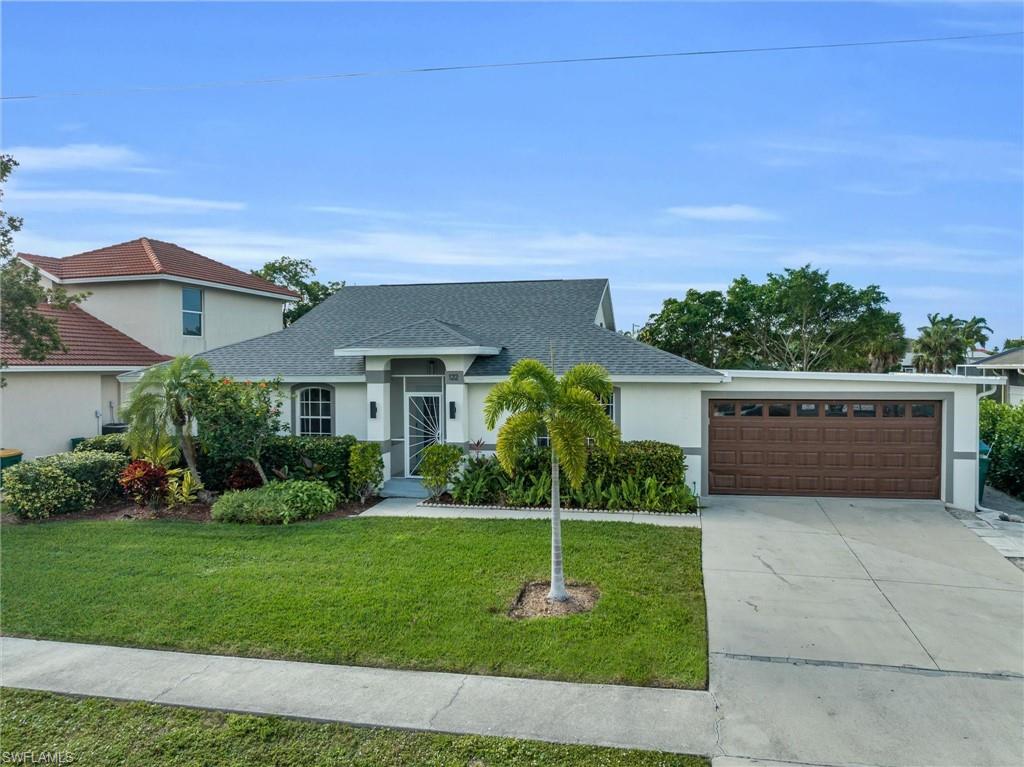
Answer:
[119,460,170,507]
[121,356,212,485]
[484,359,618,601]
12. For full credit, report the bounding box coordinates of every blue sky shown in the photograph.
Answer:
[3,2,1022,343]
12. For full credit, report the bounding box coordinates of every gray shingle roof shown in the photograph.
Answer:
[199,279,720,378]
[338,318,494,351]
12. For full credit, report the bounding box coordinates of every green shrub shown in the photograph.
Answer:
[348,442,384,504]
[2,462,91,519]
[980,399,1024,498]
[589,440,685,486]
[43,450,128,503]
[451,456,506,505]
[419,444,464,499]
[443,440,695,512]
[73,433,130,457]
[211,480,337,525]
[261,435,358,497]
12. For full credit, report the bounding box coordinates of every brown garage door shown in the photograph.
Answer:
[708,399,942,499]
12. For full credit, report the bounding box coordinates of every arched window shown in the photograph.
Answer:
[296,387,333,436]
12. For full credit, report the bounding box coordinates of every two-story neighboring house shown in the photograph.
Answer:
[1,237,298,458]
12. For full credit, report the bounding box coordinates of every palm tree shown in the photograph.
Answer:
[912,314,992,373]
[483,359,618,601]
[961,315,992,350]
[122,355,212,483]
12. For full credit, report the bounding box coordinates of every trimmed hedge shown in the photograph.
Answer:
[45,450,128,503]
[211,480,338,525]
[980,399,1024,498]
[2,463,92,519]
[73,433,130,457]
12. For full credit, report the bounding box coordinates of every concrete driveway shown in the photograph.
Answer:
[703,496,1024,767]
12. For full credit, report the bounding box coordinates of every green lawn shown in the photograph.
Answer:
[0,517,706,688]
[0,688,708,767]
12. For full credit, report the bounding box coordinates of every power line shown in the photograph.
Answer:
[3,30,1020,102]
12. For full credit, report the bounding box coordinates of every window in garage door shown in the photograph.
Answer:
[708,398,942,499]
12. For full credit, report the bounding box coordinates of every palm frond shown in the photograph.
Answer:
[483,380,537,430]
[495,410,545,476]
[507,359,559,400]
[559,362,612,401]
[559,386,619,455]
[548,414,588,488]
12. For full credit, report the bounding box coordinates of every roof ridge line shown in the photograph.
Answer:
[138,237,164,273]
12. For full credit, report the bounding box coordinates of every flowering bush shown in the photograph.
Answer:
[2,462,91,519]
[119,460,169,507]
[194,377,284,485]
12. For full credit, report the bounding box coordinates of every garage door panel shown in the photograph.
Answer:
[709,399,941,500]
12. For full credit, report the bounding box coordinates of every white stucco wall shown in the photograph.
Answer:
[0,372,108,458]
[75,280,286,356]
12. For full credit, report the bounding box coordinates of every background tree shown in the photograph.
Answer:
[122,356,212,484]
[252,256,343,325]
[912,314,992,373]
[484,359,618,602]
[636,289,727,368]
[0,154,86,375]
[1002,338,1024,351]
[639,265,902,372]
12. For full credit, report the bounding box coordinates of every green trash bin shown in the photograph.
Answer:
[978,440,992,504]
[0,448,23,488]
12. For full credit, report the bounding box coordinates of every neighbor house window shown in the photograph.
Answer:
[182,287,203,336]
[297,387,333,436]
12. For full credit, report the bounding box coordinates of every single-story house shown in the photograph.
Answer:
[132,278,994,510]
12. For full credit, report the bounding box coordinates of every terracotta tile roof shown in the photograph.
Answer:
[0,304,171,367]
[19,237,299,299]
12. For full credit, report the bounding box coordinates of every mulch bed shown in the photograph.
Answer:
[508,580,600,619]
[0,495,382,525]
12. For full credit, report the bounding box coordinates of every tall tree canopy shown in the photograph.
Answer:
[0,154,85,373]
[912,313,992,374]
[252,256,343,325]
[638,265,906,372]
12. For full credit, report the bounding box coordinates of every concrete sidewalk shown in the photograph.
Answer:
[0,637,718,755]
[362,497,701,527]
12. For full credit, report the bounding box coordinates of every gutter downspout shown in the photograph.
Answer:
[974,379,1001,514]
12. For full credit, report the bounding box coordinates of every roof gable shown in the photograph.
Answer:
[19,237,298,299]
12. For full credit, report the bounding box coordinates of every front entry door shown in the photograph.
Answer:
[406,394,443,476]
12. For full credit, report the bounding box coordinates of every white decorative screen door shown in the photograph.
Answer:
[406,394,443,476]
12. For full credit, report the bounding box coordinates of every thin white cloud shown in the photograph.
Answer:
[780,240,1020,275]
[888,286,980,302]
[837,182,918,197]
[308,205,411,220]
[10,189,245,213]
[666,204,779,222]
[6,144,151,172]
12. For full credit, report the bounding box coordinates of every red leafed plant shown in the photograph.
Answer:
[119,460,169,507]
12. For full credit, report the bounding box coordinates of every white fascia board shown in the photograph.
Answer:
[17,257,61,283]
[51,274,295,302]
[335,346,501,358]
[720,369,1005,385]
[6,365,141,373]
[464,374,729,384]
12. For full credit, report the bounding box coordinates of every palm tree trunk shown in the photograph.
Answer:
[179,430,203,485]
[548,453,569,602]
